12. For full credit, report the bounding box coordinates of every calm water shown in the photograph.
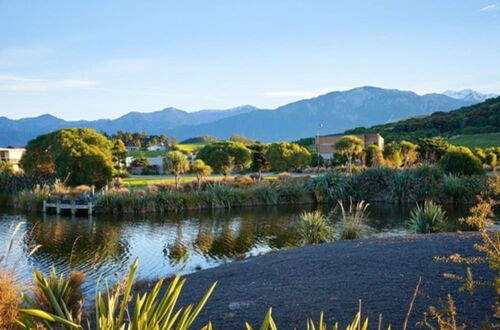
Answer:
[0,204,471,295]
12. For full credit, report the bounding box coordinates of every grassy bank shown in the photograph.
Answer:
[2,166,492,214]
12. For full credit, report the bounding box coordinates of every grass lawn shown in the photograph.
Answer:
[121,174,278,188]
[449,133,500,149]
[126,143,206,157]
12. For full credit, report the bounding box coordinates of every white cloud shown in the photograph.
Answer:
[0,74,98,92]
[0,74,176,97]
[480,3,498,11]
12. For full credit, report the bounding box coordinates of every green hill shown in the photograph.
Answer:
[449,133,500,149]
[345,96,500,143]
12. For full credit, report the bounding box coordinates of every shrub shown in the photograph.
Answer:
[12,186,50,212]
[250,184,279,205]
[441,175,486,203]
[351,167,395,202]
[389,165,444,203]
[408,200,447,233]
[307,171,351,203]
[276,183,308,204]
[438,146,484,176]
[297,211,332,245]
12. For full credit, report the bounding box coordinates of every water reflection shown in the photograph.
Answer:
[0,203,471,295]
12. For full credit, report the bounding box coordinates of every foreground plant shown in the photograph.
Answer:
[16,259,217,329]
[297,211,332,245]
[408,200,446,234]
[335,199,370,240]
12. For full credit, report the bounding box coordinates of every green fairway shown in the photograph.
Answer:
[121,174,277,188]
[449,133,500,149]
[126,143,206,157]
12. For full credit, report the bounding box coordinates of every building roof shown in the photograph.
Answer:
[317,133,382,138]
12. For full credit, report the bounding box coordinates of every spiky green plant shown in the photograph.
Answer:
[408,200,447,234]
[16,259,217,330]
[297,211,332,245]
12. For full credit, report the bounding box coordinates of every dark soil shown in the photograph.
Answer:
[174,232,495,329]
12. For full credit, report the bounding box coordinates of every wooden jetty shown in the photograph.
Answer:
[43,198,96,215]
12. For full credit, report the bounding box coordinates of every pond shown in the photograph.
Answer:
[0,203,471,296]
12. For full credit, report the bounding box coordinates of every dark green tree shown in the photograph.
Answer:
[265,142,311,172]
[248,144,271,175]
[21,128,115,187]
[365,144,384,167]
[417,137,450,163]
[197,141,252,176]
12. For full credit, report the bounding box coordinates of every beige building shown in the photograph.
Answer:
[0,148,26,172]
[315,133,384,160]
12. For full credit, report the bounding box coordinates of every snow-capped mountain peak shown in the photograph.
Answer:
[443,89,498,102]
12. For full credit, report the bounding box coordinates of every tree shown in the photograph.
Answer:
[334,136,364,175]
[383,142,403,168]
[170,137,178,150]
[131,152,148,168]
[247,144,270,176]
[265,142,311,172]
[197,141,252,176]
[365,144,384,167]
[21,128,114,187]
[485,152,497,174]
[417,137,450,163]
[165,151,190,189]
[111,139,127,174]
[474,148,486,163]
[400,140,418,168]
[191,159,212,189]
[438,146,484,176]
[0,160,14,174]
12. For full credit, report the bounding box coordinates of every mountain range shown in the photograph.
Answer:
[1,87,497,146]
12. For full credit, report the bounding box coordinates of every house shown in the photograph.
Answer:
[315,133,384,160]
[0,147,26,172]
[125,156,166,174]
[147,144,166,151]
[125,146,140,152]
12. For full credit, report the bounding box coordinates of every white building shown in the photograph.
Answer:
[0,148,26,172]
[147,144,166,151]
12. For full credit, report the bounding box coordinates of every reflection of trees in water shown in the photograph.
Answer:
[26,216,129,268]
[164,224,189,266]
[191,211,301,260]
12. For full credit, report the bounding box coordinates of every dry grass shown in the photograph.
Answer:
[0,270,21,329]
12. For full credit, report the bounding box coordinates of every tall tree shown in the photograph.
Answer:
[400,140,418,168]
[334,135,364,175]
[417,137,450,163]
[191,159,212,189]
[365,144,384,167]
[165,151,190,189]
[383,142,403,168]
[248,144,271,176]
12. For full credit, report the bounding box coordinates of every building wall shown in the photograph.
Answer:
[315,134,384,159]
[0,148,26,172]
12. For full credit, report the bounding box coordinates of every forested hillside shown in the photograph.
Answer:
[345,96,500,142]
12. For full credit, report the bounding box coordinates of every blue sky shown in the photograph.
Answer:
[1,0,499,120]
